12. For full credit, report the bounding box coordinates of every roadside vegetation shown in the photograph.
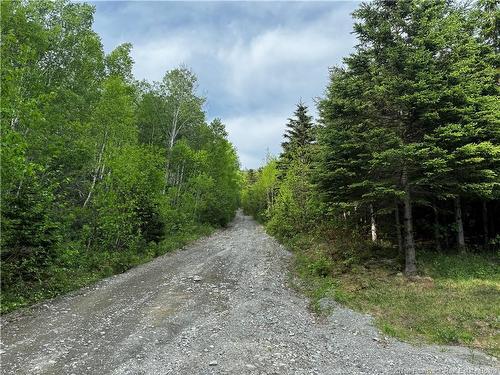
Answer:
[1,0,241,314]
[242,0,499,356]
[290,234,500,357]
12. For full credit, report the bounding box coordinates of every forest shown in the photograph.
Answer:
[1,0,499,357]
[243,0,499,273]
[242,0,499,353]
[1,0,240,313]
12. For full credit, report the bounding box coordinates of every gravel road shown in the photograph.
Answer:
[1,211,498,375]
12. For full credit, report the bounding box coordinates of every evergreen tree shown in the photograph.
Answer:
[280,102,315,170]
[315,0,500,273]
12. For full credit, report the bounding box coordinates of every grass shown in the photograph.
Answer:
[287,234,500,358]
[0,224,214,315]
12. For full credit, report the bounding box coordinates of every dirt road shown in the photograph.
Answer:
[1,212,497,374]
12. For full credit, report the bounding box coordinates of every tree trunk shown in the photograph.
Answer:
[84,139,106,208]
[10,117,19,130]
[174,162,185,205]
[84,164,100,208]
[402,168,417,276]
[370,204,377,242]
[99,162,105,180]
[432,204,441,251]
[482,201,489,248]
[162,132,175,194]
[394,201,403,257]
[163,107,180,194]
[454,196,466,253]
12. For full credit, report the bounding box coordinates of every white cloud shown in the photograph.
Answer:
[215,8,355,99]
[224,112,290,169]
[219,28,341,97]
[92,2,358,168]
[131,38,195,81]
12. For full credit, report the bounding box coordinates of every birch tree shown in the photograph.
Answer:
[160,67,205,193]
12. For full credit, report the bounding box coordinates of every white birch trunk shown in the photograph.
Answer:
[370,204,377,242]
[163,106,180,194]
[84,135,106,208]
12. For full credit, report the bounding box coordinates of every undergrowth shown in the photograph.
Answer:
[280,231,500,358]
[0,224,213,314]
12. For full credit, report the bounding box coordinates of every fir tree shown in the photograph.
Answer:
[280,102,315,171]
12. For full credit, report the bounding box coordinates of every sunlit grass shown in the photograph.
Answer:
[291,238,500,357]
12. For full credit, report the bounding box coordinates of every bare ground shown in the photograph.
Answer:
[1,212,498,374]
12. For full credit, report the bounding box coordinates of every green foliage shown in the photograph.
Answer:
[422,252,499,281]
[280,102,316,171]
[1,0,240,313]
[301,0,500,272]
[1,127,61,285]
[314,0,498,265]
[84,145,164,252]
[241,158,279,222]
[105,43,134,81]
[240,0,499,355]
[267,159,321,239]
[290,236,500,356]
[304,253,334,279]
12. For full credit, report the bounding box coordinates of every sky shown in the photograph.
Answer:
[90,1,360,169]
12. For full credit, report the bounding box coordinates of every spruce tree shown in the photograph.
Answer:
[316,0,497,274]
[280,102,315,169]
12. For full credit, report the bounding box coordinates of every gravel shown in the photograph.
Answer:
[1,211,498,374]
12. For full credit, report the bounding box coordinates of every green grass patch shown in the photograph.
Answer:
[285,233,500,358]
[0,224,214,315]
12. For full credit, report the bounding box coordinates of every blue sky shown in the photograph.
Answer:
[90,1,360,168]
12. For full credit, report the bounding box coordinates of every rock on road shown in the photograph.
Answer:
[1,212,498,374]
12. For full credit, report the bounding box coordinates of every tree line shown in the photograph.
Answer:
[1,0,240,311]
[242,0,499,275]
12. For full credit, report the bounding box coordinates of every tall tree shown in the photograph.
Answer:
[1,0,242,311]
[160,67,205,193]
[83,76,136,207]
[316,0,499,273]
[281,102,315,164]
